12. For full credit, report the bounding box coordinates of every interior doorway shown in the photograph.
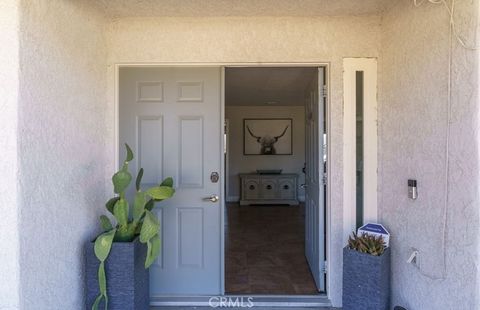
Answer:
[223,67,327,295]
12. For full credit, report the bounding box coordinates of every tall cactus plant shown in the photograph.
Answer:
[92,144,175,310]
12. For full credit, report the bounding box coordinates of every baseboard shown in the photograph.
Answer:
[229,196,305,203]
[226,196,240,202]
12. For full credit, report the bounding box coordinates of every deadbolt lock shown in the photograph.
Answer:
[210,172,219,183]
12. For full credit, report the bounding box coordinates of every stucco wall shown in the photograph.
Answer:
[5,2,480,308]
[379,1,480,309]
[106,15,381,306]
[0,0,20,309]
[17,1,107,309]
[225,106,306,200]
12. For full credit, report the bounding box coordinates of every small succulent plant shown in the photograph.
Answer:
[92,144,175,310]
[348,232,386,256]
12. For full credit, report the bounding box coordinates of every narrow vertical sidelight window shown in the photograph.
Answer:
[355,71,364,229]
[343,58,377,243]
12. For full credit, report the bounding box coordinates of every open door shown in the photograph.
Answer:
[304,67,326,292]
[119,67,223,297]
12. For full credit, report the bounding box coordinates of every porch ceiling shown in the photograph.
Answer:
[95,0,389,18]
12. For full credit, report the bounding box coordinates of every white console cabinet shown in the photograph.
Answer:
[239,173,299,206]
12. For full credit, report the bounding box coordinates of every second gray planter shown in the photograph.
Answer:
[343,246,390,310]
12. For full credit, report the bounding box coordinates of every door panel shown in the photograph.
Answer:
[137,116,164,185]
[305,67,326,292]
[178,208,204,268]
[179,116,204,188]
[119,67,222,296]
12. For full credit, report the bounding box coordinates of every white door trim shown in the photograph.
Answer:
[224,119,235,202]
[113,61,332,303]
[220,66,226,294]
[342,58,378,244]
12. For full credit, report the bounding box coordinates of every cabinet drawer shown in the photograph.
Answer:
[260,179,278,199]
[243,179,260,200]
[279,179,296,199]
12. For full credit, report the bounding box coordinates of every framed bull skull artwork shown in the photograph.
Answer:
[243,118,293,155]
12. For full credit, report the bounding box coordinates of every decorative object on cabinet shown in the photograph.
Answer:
[239,173,298,206]
[256,169,282,175]
[243,118,293,155]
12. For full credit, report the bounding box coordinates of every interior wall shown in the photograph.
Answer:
[379,1,480,309]
[17,1,107,309]
[0,0,20,308]
[106,16,380,306]
[226,106,306,201]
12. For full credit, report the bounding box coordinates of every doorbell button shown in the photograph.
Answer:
[408,179,417,200]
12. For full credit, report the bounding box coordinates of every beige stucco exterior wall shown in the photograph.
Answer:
[0,0,20,308]
[379,1,480,309]
[16,1,107,309]
[106,15,381,306]
[5,3,479,308]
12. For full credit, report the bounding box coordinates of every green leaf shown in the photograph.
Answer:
[146,186,175,201]
[94,229,116,262]
[112,169,132,194]
[145,234,161,268]
[145,199,155,211]
[92,261,109,310]
[114,223,136,242]
[133,192,146,222]
[98,261,107,293]
[125,143,134,162]
[160,177,174,188]
[105,197,120,214]
[135,223,142,235]
[140,210,159,243]
[99,215,113,231]
[135,168,144,191]
[113,199,128,227]
[91,293,103,310]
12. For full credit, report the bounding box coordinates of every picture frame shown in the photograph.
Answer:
[243,118,293,155]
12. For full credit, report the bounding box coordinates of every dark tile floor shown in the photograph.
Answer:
[225,203,318,295]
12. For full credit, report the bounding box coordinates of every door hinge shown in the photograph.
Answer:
[322,173,327,185]
[321,260,327,273]
[322,85,328,98]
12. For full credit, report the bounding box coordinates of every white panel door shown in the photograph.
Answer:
[119,67,222,296]
[305,67,326,292]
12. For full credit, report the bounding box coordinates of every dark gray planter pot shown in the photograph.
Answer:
[85,238,149,310]
[343,246,390,310]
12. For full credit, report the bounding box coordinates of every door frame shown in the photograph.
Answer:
[113,62,332,303]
